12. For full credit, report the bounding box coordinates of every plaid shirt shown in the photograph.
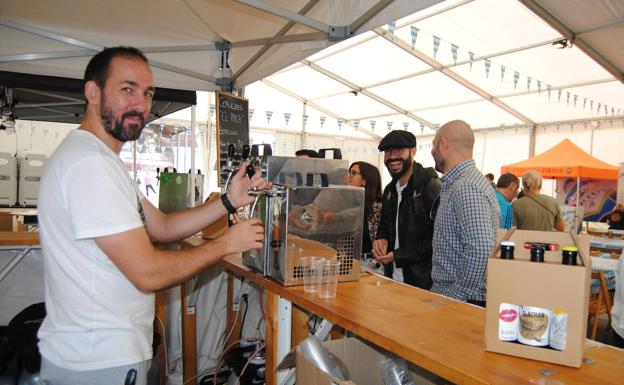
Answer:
[431,160,500,302]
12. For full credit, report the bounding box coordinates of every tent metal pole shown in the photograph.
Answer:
[528,124,536,157]
[301,101,307,149]
[190,105,197,207]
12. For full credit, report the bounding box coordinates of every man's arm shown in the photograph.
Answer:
[448,186,496,301]
[95,218,264,293]
[142,162,269,242]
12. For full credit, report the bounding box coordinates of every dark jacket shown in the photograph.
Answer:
[376,162,441,289]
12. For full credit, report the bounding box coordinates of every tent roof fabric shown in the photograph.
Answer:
[501,139,618,180]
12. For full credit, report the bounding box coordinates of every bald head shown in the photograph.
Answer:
[431,120,474,174]
[437,120,474,153]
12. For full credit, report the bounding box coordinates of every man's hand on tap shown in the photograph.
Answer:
[219,217,265,253]
[227,160,272,208]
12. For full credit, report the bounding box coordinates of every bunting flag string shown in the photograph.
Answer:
[410,26,419,47]
[392,23,619,117]
[266,111,273,124]
[283,112,291,126]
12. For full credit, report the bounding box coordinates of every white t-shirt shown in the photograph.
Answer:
[38,130,153,370]
[392,181,405,282]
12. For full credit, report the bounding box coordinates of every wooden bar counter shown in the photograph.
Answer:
[201,246,624,385]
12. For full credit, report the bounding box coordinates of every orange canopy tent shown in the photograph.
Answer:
[501,139,618,180]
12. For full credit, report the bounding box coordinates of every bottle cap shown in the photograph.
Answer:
[501,241,515,247]
[562,246,578,252]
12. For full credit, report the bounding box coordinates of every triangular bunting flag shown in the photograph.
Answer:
[402,122,409,130]
[420,123,425,133]
[320,116,326,128]
[337,119,343,130]
[513,71,520,89]
[527,76,532,90]
[283,112,291,126]
[353,119,360,129]
[433,36,441,58]
[537,80,542,95]
[249,109,255,120]
[370,120,376,131]
[547,84,552,100]
[386,121,393,131]
[266,111,273,124]
[573,95,578,108]
[303,114,308,128]
[388,21,396,35]
[410,26,419,47]
[484,59,491,78]
[469,51,475,71]
[500,65,506,83]
[451,44,459,65]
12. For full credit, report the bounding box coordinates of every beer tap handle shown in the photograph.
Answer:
[246,164,256,179]
[227,143,236,162]
[241,144,250,160]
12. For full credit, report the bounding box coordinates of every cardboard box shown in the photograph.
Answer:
[485,229,591,367]
[295,337,448,385]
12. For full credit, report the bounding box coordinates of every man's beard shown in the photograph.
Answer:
[385,157,412,179]
[434,156,445,174]
[100,100,145,142]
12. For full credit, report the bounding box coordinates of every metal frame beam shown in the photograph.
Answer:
[349,0,394,33]
[232,0,320,83]
[0,17,218,84]
[230,32,328,48]
[519,0,624,83]
[233,0,329,32]
[271,0,474,76]
[302,59,437,129]
[375,28,534,124]
[306,37,563,102]
[261,79,380,139]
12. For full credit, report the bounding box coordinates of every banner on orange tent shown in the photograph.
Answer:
[618,163,624,206]
[556,178,616,222]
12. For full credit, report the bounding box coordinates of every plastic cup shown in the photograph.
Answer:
[319,260,340,299]
[301,256,323,293]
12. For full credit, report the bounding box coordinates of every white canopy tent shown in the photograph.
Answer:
[1,1,623,384]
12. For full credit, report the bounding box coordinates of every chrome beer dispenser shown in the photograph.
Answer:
[242,155,364,286]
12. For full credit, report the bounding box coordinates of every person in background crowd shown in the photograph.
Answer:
[347,161,383,255]
[611,249,624,348]
[295,149,318,159]
[485,173,496,188]
[495,173,520,229]
[373,130,441,289]
[430,120,499,307]
[37,46,270,385]
[143,172,155,196]
[512,170,564,231]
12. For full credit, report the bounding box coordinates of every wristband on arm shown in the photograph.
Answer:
[220,193,237,214]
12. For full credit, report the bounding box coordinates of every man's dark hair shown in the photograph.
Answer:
[295,149,319,158]
[485,173,495,182]
[84,46,148,89]
[496,172,519,188]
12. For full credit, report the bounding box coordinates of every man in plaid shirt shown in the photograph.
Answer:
[430,120,500,307]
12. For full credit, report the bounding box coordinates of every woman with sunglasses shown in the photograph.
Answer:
[347,162,383,255]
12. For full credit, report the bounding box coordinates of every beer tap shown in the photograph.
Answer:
[223,143,237,191]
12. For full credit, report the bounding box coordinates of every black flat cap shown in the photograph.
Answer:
[378,130,416,151]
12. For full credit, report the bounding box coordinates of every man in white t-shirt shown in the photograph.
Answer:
[37,47,269,385]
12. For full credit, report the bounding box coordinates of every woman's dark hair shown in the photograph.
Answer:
[349,161,382,214]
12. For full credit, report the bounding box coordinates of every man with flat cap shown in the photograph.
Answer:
[372,130,441,289]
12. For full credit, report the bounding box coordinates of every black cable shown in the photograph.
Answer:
[239,295,249,340]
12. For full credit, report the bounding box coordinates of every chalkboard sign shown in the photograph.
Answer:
[216,91,249,186]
